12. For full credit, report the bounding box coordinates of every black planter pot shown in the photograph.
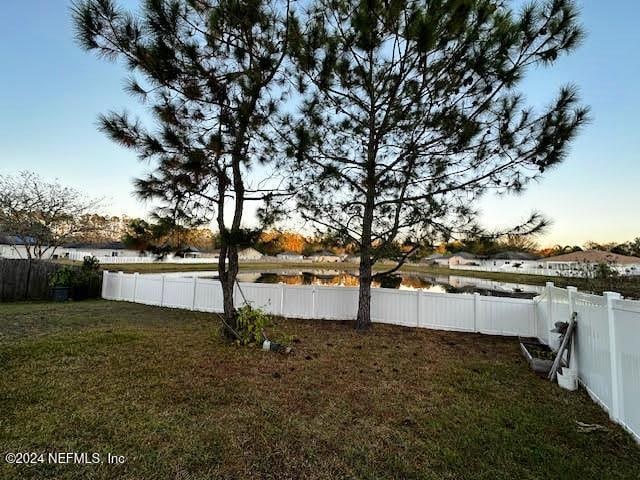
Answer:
[51,286,71,302]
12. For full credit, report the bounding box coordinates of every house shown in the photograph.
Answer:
[276,251,305,261]
[174,246,202,258]
[343,254,361,264]
[0,234,55,259]
[542,250,640,275]
[486,251,542,269]
[309,250,342,262]
[421,253,452,266]
[238,247,263,261]
[447,252,478,266]
[62,242,144,260]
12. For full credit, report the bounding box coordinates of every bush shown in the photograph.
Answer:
[233,305,273,346]
[49,267,77,288]
[48,260,102,300]
[231,305,295,348]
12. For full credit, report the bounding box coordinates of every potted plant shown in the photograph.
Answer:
[49,267,77,302]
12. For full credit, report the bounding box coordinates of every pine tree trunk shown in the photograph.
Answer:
[355,177,375,330]
[356,256,373,330]
[355,55,377,331]
[219,243,240,340]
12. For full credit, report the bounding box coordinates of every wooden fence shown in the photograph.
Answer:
[0,259,64,301]
[0,259,101,301]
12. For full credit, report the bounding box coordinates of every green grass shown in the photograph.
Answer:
[1,301,639,479]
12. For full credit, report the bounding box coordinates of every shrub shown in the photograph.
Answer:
[82,255,100,270]
[48,260,102,300]
[234,305,273,346]
[49,267,78,288]
[228,305,294,348]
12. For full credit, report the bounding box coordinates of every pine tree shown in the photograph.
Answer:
[283,0,589,329]
[73,0,292,336]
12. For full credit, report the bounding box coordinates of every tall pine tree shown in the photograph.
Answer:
[283,0,588,329]
[73,0,292,336]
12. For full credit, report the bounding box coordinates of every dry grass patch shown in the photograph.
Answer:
[1,300,639,479]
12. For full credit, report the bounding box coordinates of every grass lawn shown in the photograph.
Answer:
[1,301,639,479]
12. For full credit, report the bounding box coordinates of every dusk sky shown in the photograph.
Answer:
[0,1,638,247]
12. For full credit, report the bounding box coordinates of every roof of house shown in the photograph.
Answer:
[175,246,201,253]
[424,253,452,260]
[0,234,36,246]
[449,252,476,259]
[491,251,540,260]
[544,250,640,265]
[65,241,127,250]
[277,251,303,256]
[239,247,262,254]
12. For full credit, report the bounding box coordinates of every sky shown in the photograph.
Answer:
[0,1,638,247]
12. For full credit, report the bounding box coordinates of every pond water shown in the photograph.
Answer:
[194,269,543,298]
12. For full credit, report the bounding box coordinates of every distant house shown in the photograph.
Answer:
[309,250,342,262]
[487,251,541,269]
[174,246,202,258]
[343,254,361,264]
[0,234,48,259]
[421,253,452,266]
[200,249,221,260]
[238,247,263,261]
[276,251,305,261]
[448,252,478,266]
[542,250,640,274]
[63,241,142,259]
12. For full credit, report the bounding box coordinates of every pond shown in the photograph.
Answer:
[193,269,544,298]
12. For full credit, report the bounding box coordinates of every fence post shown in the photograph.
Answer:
[416,290,421,328]
[546,282,554,348]
[311,285,316,319]
[160,274,166,307]
[117,271,124,301]
[473,293,481,332]
[279,283,285,316]
[567,286,578,372]
[192,276,198,310]
[102,270,109,299]
[133,272,139,302]
[604,291,622,421]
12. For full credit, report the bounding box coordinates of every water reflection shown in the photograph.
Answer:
[232,270,542,298]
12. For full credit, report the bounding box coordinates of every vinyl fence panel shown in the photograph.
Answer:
[574,292,612,409]
[315,286,359,320]
[612,299,640,439]
[533,282,640,443]
[282,285,315,319]
[235,282,282,315]
[477,296,536,336]
[194,279,224,312]
[417,292,475,332]
[372,288,418,326]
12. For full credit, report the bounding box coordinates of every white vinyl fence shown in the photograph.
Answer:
[102,271,640,442]
[102,271,537,336]
[534,282,640,442]
[450,263,640,277]
[68,251,220,264]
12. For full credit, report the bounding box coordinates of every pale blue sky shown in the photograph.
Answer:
[0,1,638,246]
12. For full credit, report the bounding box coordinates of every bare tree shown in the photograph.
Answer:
[0,171,103,259]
